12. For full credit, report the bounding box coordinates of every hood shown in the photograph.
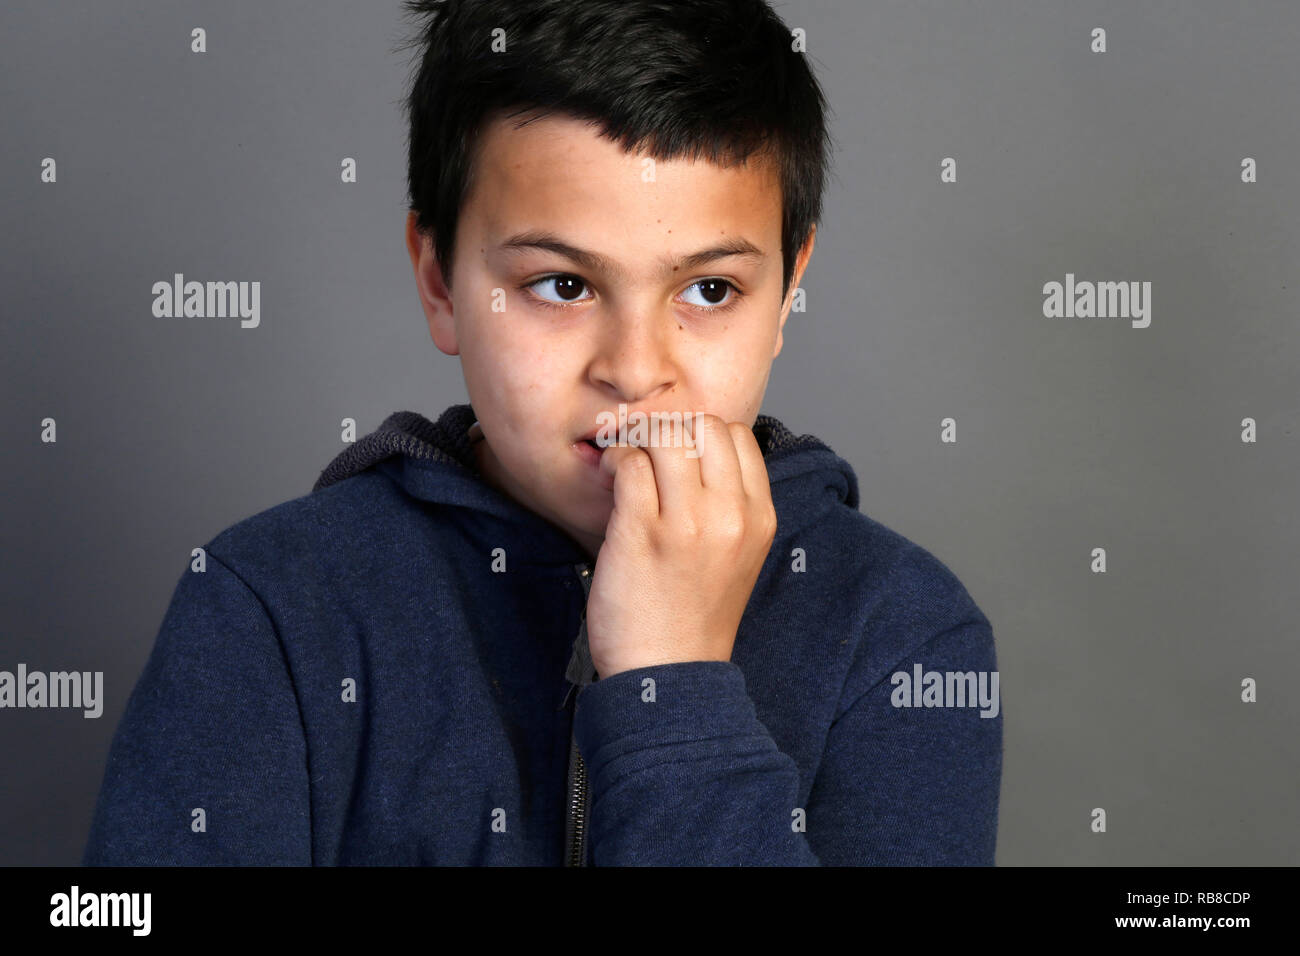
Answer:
[313,403,859,547]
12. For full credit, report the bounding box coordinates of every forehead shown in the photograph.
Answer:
[461,111,782,257]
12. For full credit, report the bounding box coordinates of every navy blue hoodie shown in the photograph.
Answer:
[83,403,1002,866]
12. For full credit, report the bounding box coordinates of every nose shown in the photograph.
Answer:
[586,307,678,404]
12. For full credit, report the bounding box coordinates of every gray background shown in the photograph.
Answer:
[2,0,1296,866]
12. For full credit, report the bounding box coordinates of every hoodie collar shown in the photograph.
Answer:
[314,404,858,563]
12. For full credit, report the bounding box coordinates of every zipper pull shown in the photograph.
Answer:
[559,563,595,710]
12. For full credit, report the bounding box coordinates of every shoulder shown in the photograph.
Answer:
[198,468,421,596]
[807,504,995,706]
[797,500,986,622]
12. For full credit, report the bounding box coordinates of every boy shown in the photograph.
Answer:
[83,0,1001,866]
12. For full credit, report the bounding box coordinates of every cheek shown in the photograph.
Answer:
[694,336,772,403]
[459,310,546,400]
[491,341,568,420]
[463,326,574,445]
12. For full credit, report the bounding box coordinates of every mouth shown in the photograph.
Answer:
[573,429,613,489]
[574,434,605,458]
[574,422,613,451]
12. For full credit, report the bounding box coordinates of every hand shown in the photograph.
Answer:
[584,414,778,678]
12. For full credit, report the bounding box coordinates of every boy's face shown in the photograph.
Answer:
[406,111,814,559]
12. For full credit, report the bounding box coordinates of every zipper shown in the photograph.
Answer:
[564,720,589,866]
[563,562,594,866]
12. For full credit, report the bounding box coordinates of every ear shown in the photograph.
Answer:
[405,210,459,356]
[773,224,815,359]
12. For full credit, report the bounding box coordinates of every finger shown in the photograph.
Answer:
[728,420,771,502]
[601,444,660,520]
[634,413,700,516]
[691,413,743,493]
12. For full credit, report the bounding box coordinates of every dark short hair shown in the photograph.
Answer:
[398,0,832,299]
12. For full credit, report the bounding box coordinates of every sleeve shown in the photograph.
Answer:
[571,618,1002,866]
[803,618,1003,865]
[572,661,821,865]
[82,552,312,865]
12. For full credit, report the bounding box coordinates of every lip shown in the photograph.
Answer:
[575,423,607,444]
[574,410,637,447]
[574,410,697,450]
[573,437,605,459]
[573,437,614,490]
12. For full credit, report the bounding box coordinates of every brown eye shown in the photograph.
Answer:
[680,278,739,309]
[528,274,592,304]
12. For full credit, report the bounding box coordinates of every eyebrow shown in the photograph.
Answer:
[496,230,766,279]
